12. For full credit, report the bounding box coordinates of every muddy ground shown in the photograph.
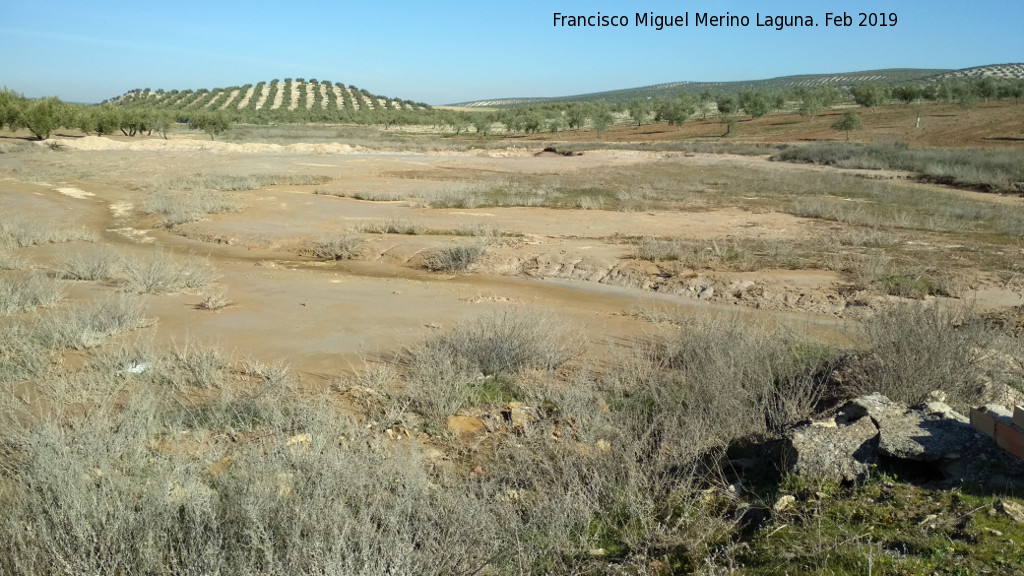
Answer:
[1,130,1022,385]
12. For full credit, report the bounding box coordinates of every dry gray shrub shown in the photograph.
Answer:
[32,295,150,350]
[424,243,485,273]
[0,273,65,315]
[0,216,96,246]
[57,246,123,281]
[142,190,242,226]
[402,310,574,421]
[120,246,218,294]
[0,243,31,270]
[844,302,1005,407]
[309,235,363,260]
[197,287,231,310]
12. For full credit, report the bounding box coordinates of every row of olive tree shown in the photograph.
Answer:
[0,90,235,140]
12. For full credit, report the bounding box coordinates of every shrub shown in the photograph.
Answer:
[0,274,65,315]
[0,217,96,246]
[57,247,123,281]
[120,247,217,294]
[424,243,485,273]
[309,236,362,260]
[402,310,574,420]
[844,303,1002,406]
[142,190,242,226]
[32,296,150,350]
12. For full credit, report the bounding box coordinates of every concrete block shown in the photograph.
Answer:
[1014,406,1024,430]
[972,405,1013,438]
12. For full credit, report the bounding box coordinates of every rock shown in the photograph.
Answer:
[773,494,796,513]
[840,393,905,423]
[446,416,485,437]
[287,433,312,453]
[595,439,611,454]
[502,402,533,429]
[918,513,940,529]
[999,500,1024,524]
[205,456,232,476]
[876,410,976,462]
[786,414,879,483]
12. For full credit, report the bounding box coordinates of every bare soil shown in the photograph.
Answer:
[1,113,1022,383]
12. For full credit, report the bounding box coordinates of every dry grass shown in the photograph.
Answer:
[424,243,486,273]
[120,247,218,294]
[0,274,65,315]
[0,216,96,246]
[142,190,243,226]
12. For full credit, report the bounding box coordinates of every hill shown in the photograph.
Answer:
[454,63,1024,108]
[108,78,429,119]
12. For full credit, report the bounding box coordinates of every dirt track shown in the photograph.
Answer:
[2,137,1022,380]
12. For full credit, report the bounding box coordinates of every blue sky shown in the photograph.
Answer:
[1,1,1021,104]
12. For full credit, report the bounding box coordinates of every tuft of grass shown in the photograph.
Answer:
[0,217,96,247]
[844,302,1004,407]
[424,243,485,273]
[772,141,1024,193]
[309,235,363,260]
[57,247,123,281]
[163,173,331,191]
[402,310,574,421]
[142,190,242,226]
[359,218,424,235]
[197,287,231,310]
[874,273,952,298]
[32,295,150,350]
[120,247,218,294]
[0,274,65,315]
[0,244,31,270]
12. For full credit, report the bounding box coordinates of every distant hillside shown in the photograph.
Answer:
[108,78,429,118]
[454,64,1024,108]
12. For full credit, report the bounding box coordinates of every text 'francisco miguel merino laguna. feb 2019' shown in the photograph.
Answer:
[553,11,898,31]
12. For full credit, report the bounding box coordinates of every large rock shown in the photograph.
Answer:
[786,414,879,483]
[783,393,1024,486]
[875,409,975,462]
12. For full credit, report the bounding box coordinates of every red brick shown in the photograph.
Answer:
[994,421,1024,460]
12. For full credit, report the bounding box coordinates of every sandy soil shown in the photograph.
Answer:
[2,134,1021,382]
[219,89,240,110]
[331,85,345,110]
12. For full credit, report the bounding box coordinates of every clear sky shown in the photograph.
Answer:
[1,0,1021,105]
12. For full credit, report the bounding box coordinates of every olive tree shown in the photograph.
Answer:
[626,98,652,126]
[832,109,863,140]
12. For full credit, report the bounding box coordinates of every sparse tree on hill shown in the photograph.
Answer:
[721,115,736,137]
[565,103,586,130]
[626,98,652,126]
[655,96,694,128]
[188,111,231,140]
[716,93,737,116]
[589,102,614,138]
[472,113,492,136]
[832,109,863,140]
[698,89,713,119]
[798,91,823,120]
[851,83,885,108]
[738,89,771,118]
[21,97,68,140]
